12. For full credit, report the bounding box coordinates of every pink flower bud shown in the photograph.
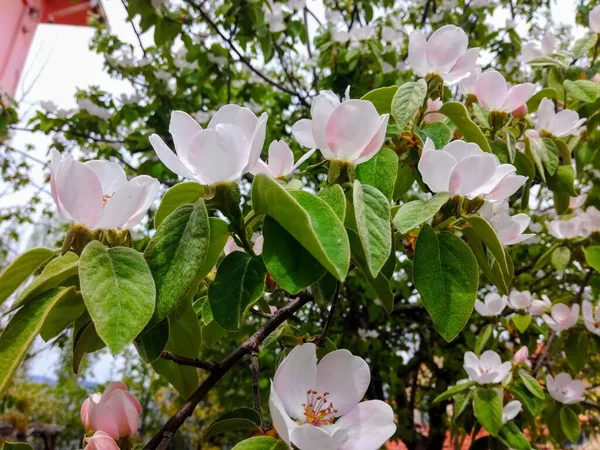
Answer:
[513,346,529,363]
[84,431,120,450]
[511,104,528,118]
[593,73,600,83]
[81,382,142,440]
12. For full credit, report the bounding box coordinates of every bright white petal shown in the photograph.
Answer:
[269,384,298,446]
[336,401,396,450]
[57,159,103,228]
[426,25,469,75]
[475,70,508,110]
[448,154,498,197]
[503,83,536,112]
[354,114,390,164]
[418,150,457,193]
[292,119,318,148]
[406,30,429,76]
[95,181,148,229]
[149,134,197,180]
[121,176,160,228]
[208,104,258,142]
[291,424,349,450]
[169,111,203,165]
[536,98,555,131]
[444,48,480,84]
[245,113,268,172]
[502,400,522,423]
[85,160,128,195]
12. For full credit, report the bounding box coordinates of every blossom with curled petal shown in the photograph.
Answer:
[480,201,534,245]
[463,350,511,385]
[547,216,589,239]
[406,25,479,84]
[583,300,600,335]
[149,106,267,185]
[543,303,580,332]
[269,343,396,450]
[513,346,529,364]
[251,140,315,178]
[546,373,585,404]
[475,293,508,317]
[521,31,556,63]
[422,98,444,124]
[81,382,142,439]
[534,98,587,137]
[292,89,389,165]
[83,431,119,450]
[475,70,536,113]
[529,295,552,316]
[50,150,159,230]
[508,290,533,311]
[417,139,527,201]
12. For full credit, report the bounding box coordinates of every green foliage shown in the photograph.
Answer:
[439,102,491,152]
[361,86,398,115]
[231,436,288,450]
[356,148,398,201]
[473,388,503,437]
[203,408,262,440]
[391,79,427,129]
[392,193,449,234]
[154,182,205,228]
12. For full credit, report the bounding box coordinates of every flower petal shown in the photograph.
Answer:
[475,300,490,316]
[268,140,294,177]
[315,349,370,416]
[50,150,72,220]
[548,110,582,137]
[311,92,340,155]
[354,114,390,164]
[208,104,258,142]
[485,174,528,201]
[249,159,275,177]
[445,47,480,84]
[85,160,128,195]
[149,134,197,180]
[94,180,149,229]
[442,140,483,162]
[121,176,160,229]
[169,111,203,164]
[536,98,555,131]
[291,148,317,172]
[406,30,429,76]
[56,159,104,228]
[269,384,298,446]
[475,70,508,110]
[292,119,318,149]
[274,343,318,419]
[463,351,479,369]
[245,112,268,172]
[291,424,349,450]
[502,400,522,423]
[426,25,469,75]
[336,400,397,450]
[448,154,498,197]
[88,396,120,439]
[503,83,536,112]
[418,148,457,193]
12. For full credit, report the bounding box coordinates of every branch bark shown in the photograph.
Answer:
[143,292,313,449]
[160,352,217,371]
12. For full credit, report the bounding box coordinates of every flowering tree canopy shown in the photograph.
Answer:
[1,1,600,449]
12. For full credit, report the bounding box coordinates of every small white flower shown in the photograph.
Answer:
[508,290,533,311]
[535,99,586,138]
[464,351,511,385]
[475,70,536,113]
[521,31,556,63]
[475,293,507,317]
[40,100,58,113]
[264,2,286,33]
[528,295,552,316]
[582,300,600,335]
[543,303,580,332]
[546,373,585,404]
[357,328,379,340]
[250,140,315,178]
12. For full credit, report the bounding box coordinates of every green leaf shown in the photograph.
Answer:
[392,193,449,234]
[145,199,210,325]
[565,332,588,373]
[208,252,267,331]
[528,55,565,68]
[560,405,581,443]
[473,387,503,437]
[513,151,535,179]
[391,79,427,129]
[312,273,338,306]
[547,165,577,196]
[533,243,560,271]
[393,165,415,201]
[252,174,350,281]
[231,436,288,450]
[196,218,231,281]
[353,181,392,277]
[155,182,204,228]
[551,246,571,272]
[263,216,326,294]
[79,242,156,355]
[464,229,509,294]
[203,408,262,440]
[10,252,79,311]
[360,85,398,115]
[464,215,511,287]
[355,148,398,201]
[585,246,600,273]
[474,324,493,355]
[200,299,227,349]
[72,313,105,374]
[347,229,394,313]
[499,423,531,450]
[439,102,491,152]
[317,184,346,221]
[525,137,545,182]
[564,79,599,103]
[419,122,452,149]
[526,88,557,113]
[154,17,182,47]
[152,299,201,399]
[512,313,532,333]
[413,224,478,341]
[518,372,545,400]
[135,319,169,363]
[0,287,75,395]
[39,291,85,342]
[572,32,598,58]
[512,384,545,416]
[0,247,56,307]
[544,403,566,442]
[432,381,476,404]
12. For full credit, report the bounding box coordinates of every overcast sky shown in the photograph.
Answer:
[5,0,584,383]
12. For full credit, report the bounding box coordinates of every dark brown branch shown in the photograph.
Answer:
[316,283,339,347]
[144,292,313,450]
[160,352,217,371]
[532,331,555,377]
[250,350,262,417]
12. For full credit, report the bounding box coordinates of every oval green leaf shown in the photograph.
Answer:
[391,79,427,129]
[439,102,491,152]
[154,181,205,228]
[355,148,398,201]
[473,387,503,437]
[393,193,450,235]
[203,408,262,440]
[360,85,398,115]
[231,436,288,450]
[560,405,581,443]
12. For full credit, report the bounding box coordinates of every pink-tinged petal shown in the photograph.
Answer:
[591,6,600,33]
[291,148,317,172]
[169,111,203,165]
[568,303,580,327]
[486,174,528,201]
[249,159,275,177]
[448,154,498,197]
[57,159,104,228]
[50,150,72,220]
[336,400,396,450]
[583,300,594,322]
[208,104,258,142]
[406,30,429,76]
[443,140,483,162]
[311,92,340,153]
[326,100,383,161]
[87,396,120,439]
[274,343,318,419]
[189,125,248,184]
[85,160,128,195]
[473,164,515,197]
[104,390,140,437]
[503,83,536,112]
[94,180,149,230]
[422,137,436,152]
[269,384,298,446]
[444,48,480,85]
[245,112,268,173]
[520,43,541,63]
[502,400,522,423]
[548,110,581,137]
[315,349,370,416]
[292,119,318,148]
[81,397,92,429]
[84,431,120,450]
[541,31,555,54]
[458,67,481,95]
[103,382,128,397]
[568,380,586,400]
[426,25,469,75]
[536,98,555,132]
[122,176,160,229]
[252,234,263,255]
[268,140,294,177]
[149,134,197,180]
[291,424,349,450]
[475,70,508,110]
[475,300,490,316]
[418,149,457,193]
[224,237,242,255]
[504,233,535,245]
[354,114,390,164]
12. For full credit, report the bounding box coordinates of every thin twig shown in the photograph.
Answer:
[120,0,148,57]
[144,292,313,450]
[160,352,217,371]
[250,308,273,319]
[316,283,339,347]
[532,331,555,377]
[250,351,262,417]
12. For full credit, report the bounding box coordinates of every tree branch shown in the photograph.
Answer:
[144,292,314,449]
[160,352,217,371]
[532,331,555,377]
[250,350,262,418]
[316,283,339,347]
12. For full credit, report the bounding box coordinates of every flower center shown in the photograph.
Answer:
[102,194,112,205]
[480,365,492,374]
[301,389,337,426]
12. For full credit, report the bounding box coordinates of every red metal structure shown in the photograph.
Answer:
[0,0,105,96]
